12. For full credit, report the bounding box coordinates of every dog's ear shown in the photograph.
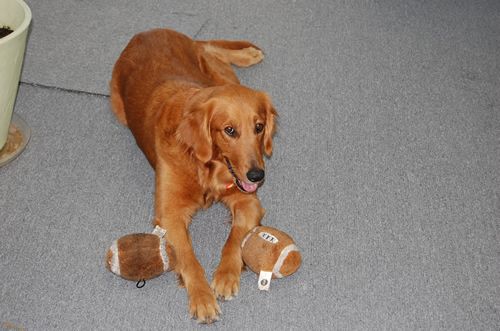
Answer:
[176,92,214,163]
[261,93,278,156]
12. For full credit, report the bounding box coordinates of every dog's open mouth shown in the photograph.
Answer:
[235,178,259,193]
[225,158,259,193]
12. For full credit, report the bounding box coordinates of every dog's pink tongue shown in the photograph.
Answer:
[239,180,258,193]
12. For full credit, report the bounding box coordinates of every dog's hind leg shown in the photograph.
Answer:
[197,40,265,68]
[196,40,265,85]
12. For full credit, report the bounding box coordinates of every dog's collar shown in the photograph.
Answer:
[225,157,238,190]
[224,157,251,192]
[225,157,237,177]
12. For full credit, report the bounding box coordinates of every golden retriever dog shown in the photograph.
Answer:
[109,29,277,323]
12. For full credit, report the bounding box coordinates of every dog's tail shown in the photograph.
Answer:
[109,63,128,126]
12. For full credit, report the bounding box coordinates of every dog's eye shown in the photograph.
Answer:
[224,126,236,137]
[256,123,264,134]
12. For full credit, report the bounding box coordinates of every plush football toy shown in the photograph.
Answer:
[241,225,301,290]
[106,226,175,287]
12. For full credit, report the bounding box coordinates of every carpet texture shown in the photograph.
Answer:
[1,0,499,330]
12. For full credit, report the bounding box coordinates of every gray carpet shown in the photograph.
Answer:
[1,0,499,330]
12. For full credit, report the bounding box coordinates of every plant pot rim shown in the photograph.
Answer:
[0,0,32,45]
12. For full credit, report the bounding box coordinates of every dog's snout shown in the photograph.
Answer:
[247,169,265,183]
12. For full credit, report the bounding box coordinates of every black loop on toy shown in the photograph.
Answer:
[136,279,146,288]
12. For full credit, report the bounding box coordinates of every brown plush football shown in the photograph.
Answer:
[241,226,301,279]
[106,233,175,282]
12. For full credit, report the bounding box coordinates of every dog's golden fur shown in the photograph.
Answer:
[110,29,277,323]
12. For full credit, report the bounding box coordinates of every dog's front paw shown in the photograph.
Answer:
[211,265,241,302]
[188,284,221,324]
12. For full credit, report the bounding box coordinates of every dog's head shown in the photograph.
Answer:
[177,84,277,193]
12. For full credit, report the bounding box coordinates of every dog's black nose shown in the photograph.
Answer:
[247,169,265,183]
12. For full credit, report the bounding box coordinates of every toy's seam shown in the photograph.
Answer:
[159,238,169,272]
[109,240,121,275]
[272,244,298,278]
[241,226,259,249]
